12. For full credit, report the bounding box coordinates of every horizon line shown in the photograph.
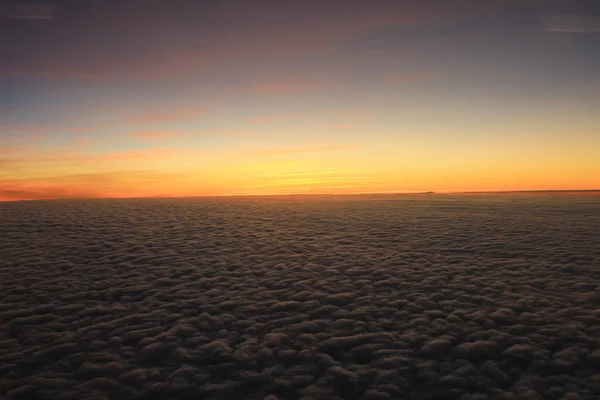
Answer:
[2,189,599,203]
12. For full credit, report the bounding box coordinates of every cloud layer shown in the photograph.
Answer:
[1,194,600,399]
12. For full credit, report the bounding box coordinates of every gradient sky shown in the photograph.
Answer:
[1,0,599,200]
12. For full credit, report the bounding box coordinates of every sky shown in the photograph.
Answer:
[1,0,599,201]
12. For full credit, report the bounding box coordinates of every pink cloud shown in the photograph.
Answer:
[132,110,205,124]
[130,130,178,139]
[246,79,328,95]
[387,71,441,84]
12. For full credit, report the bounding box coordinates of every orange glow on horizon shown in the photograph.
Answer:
[2,1,600,202]
[2,135,600,201]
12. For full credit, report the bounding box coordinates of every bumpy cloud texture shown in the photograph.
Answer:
[1,194,600,399]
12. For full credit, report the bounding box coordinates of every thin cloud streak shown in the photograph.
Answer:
[131,110,206,124]
[387,70,442,84]
[1,147,178,167]
[0,170,184,201]
[254,145,360,157]
[129,130,179,139]
[245,79,329,95]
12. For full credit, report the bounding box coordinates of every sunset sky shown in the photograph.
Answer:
[1,0,599,201]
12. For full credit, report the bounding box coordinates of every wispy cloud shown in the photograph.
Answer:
[1,67,113,81]
[255,145,359,157]
[130,130,179,139]
[387,71,441,84]
[246,109,368,125]
[104,147,176,161]
[131,110,205,124]
[248,115,294,124]
[1,147,177,167]
[0,51,225,82]
[0,170,183,201]
[0,185,99,201]
[0,107,207,144]
[245,79,328,95]
[0,125,51,136]
[0,141,40,156]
